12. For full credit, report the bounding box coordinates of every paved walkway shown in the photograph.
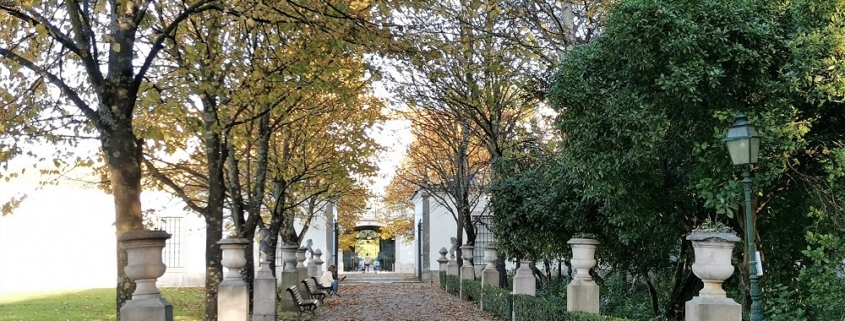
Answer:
[305,272,499,321]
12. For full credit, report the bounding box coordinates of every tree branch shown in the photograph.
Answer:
[143,157,206,214]
[0,48,100,128]
[133,0,216,91]
[0,4,82,55]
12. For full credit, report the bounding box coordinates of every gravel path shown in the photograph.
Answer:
[304,272,499,321]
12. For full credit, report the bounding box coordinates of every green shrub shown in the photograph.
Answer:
[440,271,446,290]
[462,279,482,301]
[514,294,637,321]
[514,294,568,320]
[482,285,513,321]
[445,275,460,296]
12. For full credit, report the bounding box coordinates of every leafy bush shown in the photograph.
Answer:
[514,294,568,320]
[440,271,446,290]
[482,286,513,321]
[515,294,637,321]
[462,279,482,301]
[445,275,460,296]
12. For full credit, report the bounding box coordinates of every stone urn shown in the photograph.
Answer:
[281,245,299,273]
[483,246,498,270]
[460,245,474,266]
[568,238,600,282]
[218,238,249,279]
[296,247,307,269]
[314,249,324,271]
[687,232,741,297]
[119,230,171,300]
[437,247,449,271]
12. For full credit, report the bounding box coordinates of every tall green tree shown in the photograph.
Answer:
[547,0,845,318]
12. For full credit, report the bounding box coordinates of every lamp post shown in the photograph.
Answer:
[723,114,762,321]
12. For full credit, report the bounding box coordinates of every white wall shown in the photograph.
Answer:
[411,191,514,273]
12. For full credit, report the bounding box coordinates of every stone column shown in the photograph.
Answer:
[314,249,324,276]
[218,238,249,321]
[446,246,460,276]
[567,238,600,314]
[279,245,300,312]
[118,230,173,321]
[253,259,277,321]
[512,260,535,296]
[481,246,500,287]
[685,233,742,321]
[297,247,309,298]
[437,247,449,271]
[460,245,475,280]
[307,251,318,278]
[297,247,308,280]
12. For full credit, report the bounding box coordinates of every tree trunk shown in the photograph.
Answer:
[203,214,223,321]
[644,272,661,316]
[241,233,256,314]
[102,123,144,316]
[202,96,226,321]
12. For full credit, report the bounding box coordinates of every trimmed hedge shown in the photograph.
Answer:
[439,271,446,290]
[482,286,513,321]
[462,279,482,301]
[445,275,460,296]
[514,294,567,320]
[513,294,634,321]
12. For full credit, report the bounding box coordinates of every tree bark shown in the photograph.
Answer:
[644,272,661,316]
[102,122,144,316]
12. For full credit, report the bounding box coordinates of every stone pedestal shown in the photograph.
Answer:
[307,255,318,278]
[512,260,535,296]
[297,247,309,298]
[437,247,449,272]
[567,238,600,314]
[567,282,599,314]
[446,257,459,276]
[253,261,277,321]
[118,230,173,321]
[686,297,741,321]
[685,232,742,321]
[218,238,249,321]
[279,245,299,312]
[296,247,308,280]
[460,245,475,280]
[314,249,324,275]
[481,246,500,288]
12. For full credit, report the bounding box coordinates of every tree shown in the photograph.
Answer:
[547,0,845,318]
[391,107,490,256]
[0,0,218,314]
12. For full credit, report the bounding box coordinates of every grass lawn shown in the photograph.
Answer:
[0,287,204,321]
[0,288,307,321]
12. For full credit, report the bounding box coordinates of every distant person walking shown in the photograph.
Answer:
[363,254,373,273]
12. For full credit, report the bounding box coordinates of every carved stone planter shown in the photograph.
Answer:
[568,238,600,282]
[217,238,249,321]
[687,232,741,297]
[460,245,475,280]
[118,230,173,321]
[278,245,297,273]
[120,230,171,300]
[567,237,600,314]
[481,246,500,288]
[685,232,742,321]
[219,238,249,279]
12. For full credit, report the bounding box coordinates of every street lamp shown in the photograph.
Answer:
[723,113,762,321]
